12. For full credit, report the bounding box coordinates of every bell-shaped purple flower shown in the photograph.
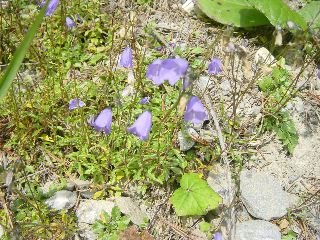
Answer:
[66,17,76,29]
[89,108,112,135]
[139,97,149,104]
[41,0,60,16]
[69,98,85,110]
[214,232,222,240]
[317,69,320,80]
[128,111,152,140]
[184,96,208,124]
[146,58,189,86]
[208,58,222,75]
[119,47,133,68]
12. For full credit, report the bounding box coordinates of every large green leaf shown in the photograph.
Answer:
[170,173,222,216]
[0,2,48,100]
[247,0,308,30]
[196,0,270,28]
[299,1,320,30]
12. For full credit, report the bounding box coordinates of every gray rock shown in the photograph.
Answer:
[76,200,115,224]
[178,131,195,151]
[207,164,235,205]
[71,178,91,189]
[240,171,290,220]
[194,75,212,93]
[220,80,231,96]
[45,190,77,210]
[115,197,149,225]
[235,220,281,240]
[78,222,97,240]
[187,127,199,138]
[65,180,76,191]
[80,190,96,199]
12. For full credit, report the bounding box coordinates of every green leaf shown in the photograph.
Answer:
[0,1,48,100]
[170,173,222,216]
[247,0,307,30]
[196,0,270,28]
[281,230,297,240]
[299,1,320,30]
[199,221,212,233]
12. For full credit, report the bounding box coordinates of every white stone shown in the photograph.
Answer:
[45,190,77,210]
[115,197,149,225]
[76,200,115,224]
[181,0,195,14]
[254,47,275,68]
[178,131,195,151]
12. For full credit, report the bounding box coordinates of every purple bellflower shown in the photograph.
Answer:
[214,232,222,240]
[119,47,133,68]
[89,108,112,135]
[146,58,189,86]
[66,17,76,29]
[128,111,152,140]
[317,69,320,80]
[208,58,222,75]
[184,96,208,125]
[40,0,60,16]
[139,97,149,104]
[69,98,85,110]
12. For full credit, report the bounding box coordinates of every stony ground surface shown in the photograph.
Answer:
[0,0,319,240]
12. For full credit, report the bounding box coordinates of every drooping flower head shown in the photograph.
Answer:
[119,47,133,68]
[317,69,320,80]
[41,0,60,16]
[139,97,149,104]
[184,96,208,125]
[89,108,112,135]
[208,58,222,75]
[146,58,189,86]
[69,98,85,110]
[128,111,152,140]
[66,17,76,29]
[213,232,222,240]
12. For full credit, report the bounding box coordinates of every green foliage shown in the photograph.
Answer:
[199,221,214,238]
[299,1,320,30]
[11,196,76,239]
[263,111,298,154]
[247,0,307,30]
[0,1,47,100]
[259,67,299,154]
[196,0,307,29]
[196,0,269,28]
[281,230,297,240]
[170,173,221,216]
[93,207,130,240]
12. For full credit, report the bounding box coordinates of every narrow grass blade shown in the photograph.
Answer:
[0,2,48,100]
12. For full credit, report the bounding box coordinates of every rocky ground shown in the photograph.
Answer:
[0,0,319,239]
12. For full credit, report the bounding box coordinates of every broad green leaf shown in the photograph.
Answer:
[299,1,320,30]
[170,173,221,216]
[0,2,48,100]
[196,0,270,28]
[247,0,307,30]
